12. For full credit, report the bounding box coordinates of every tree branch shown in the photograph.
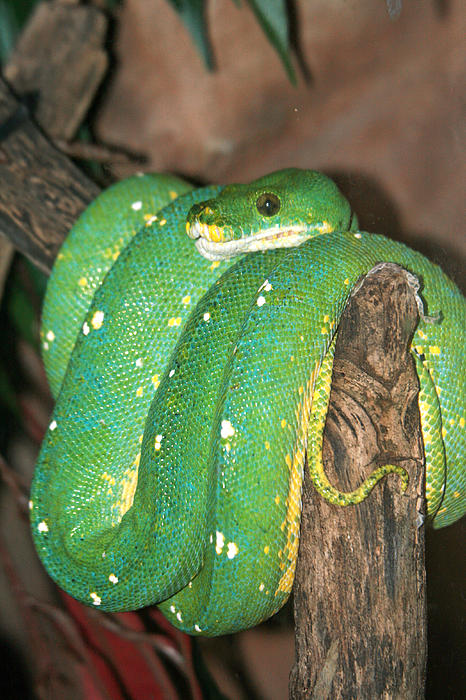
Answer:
[290,265,426,698]
[0,0,107,273]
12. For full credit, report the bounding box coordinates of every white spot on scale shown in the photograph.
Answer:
[38,521,49,533]
[227,542,239,559]
[203,312,211,322]
[49,420,57,431]
[259,279,273,293]
[221,420,235,439]
[46,330,55,342]
[109,573,118,584]
[215,531,225,554]
[28,500,33,511]
[170,605,176,613]
[169,369,175,378]
[194,624,202,632]
[176,611,183,622]
[82,321,90,336]
[256,295,266,307]
[91,310,104,329]
[131,201,142,211]
[135,358,143,368]
[354,232,362,239]
[90,592,102,606]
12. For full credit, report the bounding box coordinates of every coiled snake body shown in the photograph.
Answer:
[30,170,465,636]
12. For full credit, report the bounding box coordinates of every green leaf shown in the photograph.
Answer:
[246,0,296,83]
[167,0,213,69]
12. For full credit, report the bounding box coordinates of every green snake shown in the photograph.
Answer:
[30,169,465,636]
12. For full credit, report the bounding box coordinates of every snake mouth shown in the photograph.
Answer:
[189,222,313,261]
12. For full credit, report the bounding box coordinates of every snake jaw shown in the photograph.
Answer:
[193,224,320,261]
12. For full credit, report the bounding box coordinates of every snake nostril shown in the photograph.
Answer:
[188,203,204,220]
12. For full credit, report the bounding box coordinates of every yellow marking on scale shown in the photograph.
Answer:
[209,226,223,243]
[136,386,143,397]
[91,310,104,329]
[101,471,116,486]
[78,277,88,287]
[117,468,138,520]
[276,368,317,597]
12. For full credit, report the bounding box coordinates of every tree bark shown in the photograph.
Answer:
[290,266,426,699]
[0,0,107,273]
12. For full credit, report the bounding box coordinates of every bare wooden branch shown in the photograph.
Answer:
[0,0,108,273]
[3,1,108,140]
[0,77,98,273]
[0,235,14,300]
[290,266,426,699]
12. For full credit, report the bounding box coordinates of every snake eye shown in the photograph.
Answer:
[256,193,281,217]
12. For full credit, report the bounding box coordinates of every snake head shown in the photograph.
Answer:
[186,168,358,261]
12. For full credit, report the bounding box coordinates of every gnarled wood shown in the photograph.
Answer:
[290,266,426,699]
[0,0,107,273]
[0,78,99,273]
